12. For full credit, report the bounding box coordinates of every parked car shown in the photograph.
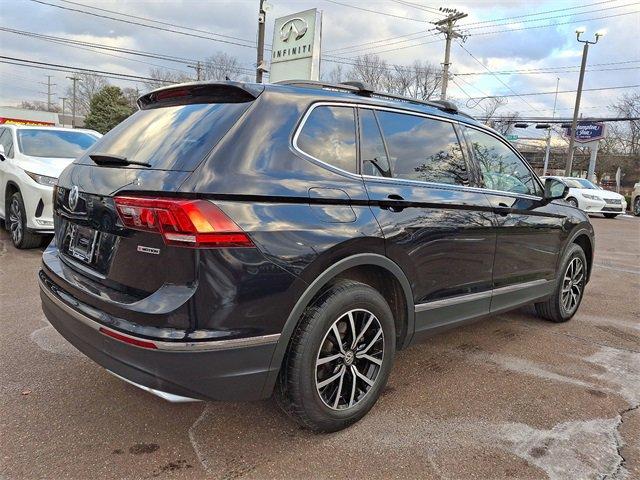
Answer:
[542,176,627,218]
[0,125,101,248]
[632,182,640,216]
[40,81,594,432]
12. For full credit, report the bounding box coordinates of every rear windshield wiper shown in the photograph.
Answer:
[89,153,151,168]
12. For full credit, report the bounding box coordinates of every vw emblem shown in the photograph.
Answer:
[280,17,308,42]
[68,185,79,211]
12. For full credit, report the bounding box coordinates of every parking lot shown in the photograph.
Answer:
[0,215,638,479]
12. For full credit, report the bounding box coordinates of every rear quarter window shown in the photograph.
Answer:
[78,102,251,171]
[296,105,357,174]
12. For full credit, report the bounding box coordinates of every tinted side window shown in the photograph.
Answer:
[464,127,541,196]
[297,106,357,173]
[359,109,390,177]
[0,128,14,158]
[376,111,468,185]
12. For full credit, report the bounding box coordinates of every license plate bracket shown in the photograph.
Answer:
[68,225,99,264]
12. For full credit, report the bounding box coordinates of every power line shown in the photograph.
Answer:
[461,0,622,26]
[456,42,540,112]
[471,10,639,36]
[0,56,176,84]
[388,0,446,16]
[322,0,426,22]
[464,84,640,100]
[54,0,257,44]
[326,30,428,54]
[456,60,640,75]
[28,0,257,49]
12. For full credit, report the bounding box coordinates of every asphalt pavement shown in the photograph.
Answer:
[1,215,638,480]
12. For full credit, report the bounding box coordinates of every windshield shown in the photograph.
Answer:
[18,129,99,158]
[78,102,251,171]
[575,178,598,189]
[560,178,585,189]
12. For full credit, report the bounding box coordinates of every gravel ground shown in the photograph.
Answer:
[1,215,638,480]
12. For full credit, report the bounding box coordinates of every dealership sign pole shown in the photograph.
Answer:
[269,9,322,83]
[564,122,606,181]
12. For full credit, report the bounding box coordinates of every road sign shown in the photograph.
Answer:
[564,122,606,143]
[506,134,518,141]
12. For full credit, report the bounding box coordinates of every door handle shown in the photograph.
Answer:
[493,202,511,216]
[379,194,408,212]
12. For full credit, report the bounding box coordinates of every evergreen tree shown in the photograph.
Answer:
[84,86,134,134]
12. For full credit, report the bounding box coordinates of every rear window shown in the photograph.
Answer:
[17,129,98,158]
[79,102,251,171]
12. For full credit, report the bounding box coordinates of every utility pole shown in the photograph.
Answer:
[67,75,81,128]
[60,97,68,127]
[565,28,605,176]
[39,75,56,111]
[434,8,467,101]
[256,0,267,83]
[542,77,560,176]
[188,61,203,81]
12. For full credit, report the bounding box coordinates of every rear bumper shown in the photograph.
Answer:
[39,270,280,401]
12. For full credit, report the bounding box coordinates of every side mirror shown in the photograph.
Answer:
[544,177,569,201]
[0,144,5,161]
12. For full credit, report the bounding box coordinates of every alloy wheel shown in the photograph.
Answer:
[315,309,384,410]
[8,198,22,245]
[561,257,585,315]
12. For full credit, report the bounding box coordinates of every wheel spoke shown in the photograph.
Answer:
[347,311,357,349]
[332,368,346,408]
[331,324,346,355]
[352,313,374,349]
[348,367,357,407]
[358,328,382,355]
[317,366,345,390]
[357,353,382,366]
[317,352,343,366]
[352,364,374,387]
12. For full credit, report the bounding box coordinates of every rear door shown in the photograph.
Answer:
[460,125,564,312]
[360,107,496,334]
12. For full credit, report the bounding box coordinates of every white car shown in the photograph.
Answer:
[543,176,627,219]
[0,125,101,248]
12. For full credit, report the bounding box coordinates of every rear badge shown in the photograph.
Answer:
[137,245,160,255]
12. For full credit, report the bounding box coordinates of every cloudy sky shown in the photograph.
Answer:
[1,0,638,135]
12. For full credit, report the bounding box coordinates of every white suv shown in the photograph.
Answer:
[0,125,100,248]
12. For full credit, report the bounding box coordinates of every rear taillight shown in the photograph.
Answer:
[114,196,253,248]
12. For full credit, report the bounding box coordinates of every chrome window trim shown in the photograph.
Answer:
[39,276,281,352]
[460,123,545,199]
[292,101,544,202]
[414,279,550,312]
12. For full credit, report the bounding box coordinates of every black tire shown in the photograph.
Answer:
[634,198,640,217]
[276,279,396,432]
[535,243,587,323]
[566,197,579,208]
[8,192,42,249]
[603,213,618,219]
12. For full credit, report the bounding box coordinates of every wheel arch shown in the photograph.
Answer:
[261,253,415,397]
[565,227,594,283]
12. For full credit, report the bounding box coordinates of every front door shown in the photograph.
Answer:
[359,107,497,335]
[460,126,565,313]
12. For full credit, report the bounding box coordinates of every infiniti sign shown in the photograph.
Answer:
[270,8,321,82]
[280,18,308,42]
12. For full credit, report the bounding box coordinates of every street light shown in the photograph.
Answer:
[565,28,603,175]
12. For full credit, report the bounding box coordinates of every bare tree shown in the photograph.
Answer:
[391,61,441,100]
[121,87,141,111]
[144,68,192,92]
[350,54,391,91]
[203,52,247,81]
[492,112,521,135]
[65,73,108,116]
[607,91,640,155]
[18,100,61,113]
[322,64,345,84]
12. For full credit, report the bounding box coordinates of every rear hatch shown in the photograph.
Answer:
[49,83,263,315]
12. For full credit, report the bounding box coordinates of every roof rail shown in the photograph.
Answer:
[274,79,459,114]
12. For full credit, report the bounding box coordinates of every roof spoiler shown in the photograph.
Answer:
[137,81,265,109]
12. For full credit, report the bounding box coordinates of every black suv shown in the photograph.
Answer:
[40,81,594,432]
